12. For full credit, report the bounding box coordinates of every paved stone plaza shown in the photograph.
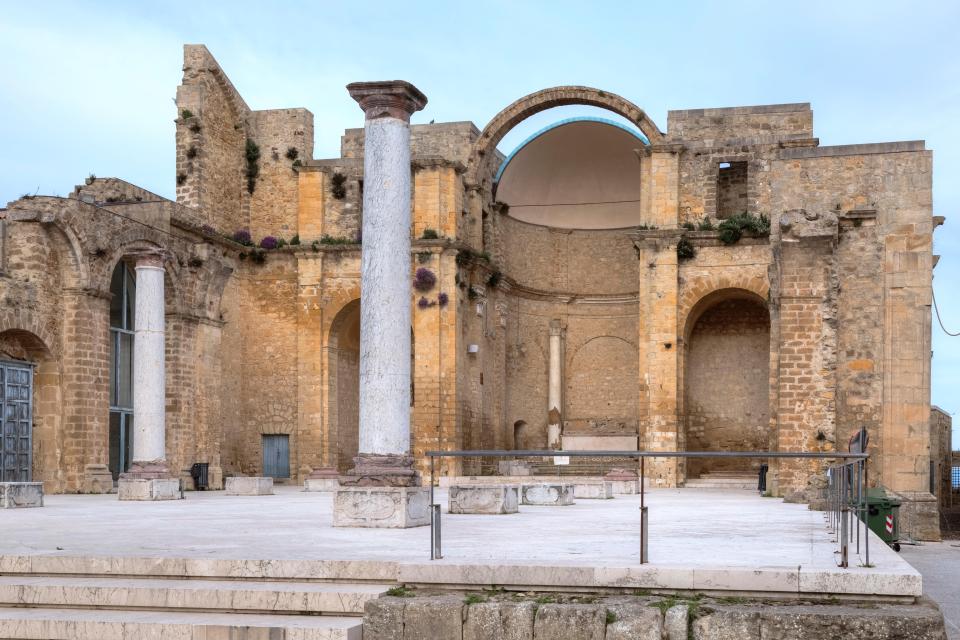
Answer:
[0,486,916,597]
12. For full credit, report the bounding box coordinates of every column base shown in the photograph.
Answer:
[304,467,340,492]
[338,454,421,487]
[118,461,181,501]
[117,478,181,501]
[225,476,274,496]
[333,486,430,528]
[81,464,114,494]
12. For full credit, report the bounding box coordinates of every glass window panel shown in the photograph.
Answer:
[125,266,136,330]
[123,414,133,472]
[109,411,121,479]
[110,264,124,328]
[110,332,118,406]
[118,333,133,409]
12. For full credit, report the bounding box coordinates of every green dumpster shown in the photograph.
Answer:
[861,487,901,551]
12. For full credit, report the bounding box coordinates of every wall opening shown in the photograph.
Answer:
[513,420,528,450]
[716,161,748,219]
[684,294,770,478]
[108,261,136,481]
[328,300,361,473]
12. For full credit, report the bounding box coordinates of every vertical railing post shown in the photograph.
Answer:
[864,456,870,567]
[640,456,647,564]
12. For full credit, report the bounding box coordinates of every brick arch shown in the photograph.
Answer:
[466,86,665,186]
[0,312,59,360]
[44,218,89,290]
[678,275,769,341]
[325,297,361,472]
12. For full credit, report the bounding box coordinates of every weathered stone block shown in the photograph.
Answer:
[521,483,574,506]
[364,597,406,640]
[604,603,662,640]
[692,608,759,640]
[449,485,519,514]
[572,481,613,499]
[81,464,114,494]
[304,477,340,492]
[225,476,274,496]
[533,603,604,640]
[756,602,946,640]
[403,596,464,640]
[0,482,43,508]
[664,604,688,640]
[608,480,640,495]
[333,486,430,528]
[117,478,181,501]
[464,601,535,640]
[498,461,532,476]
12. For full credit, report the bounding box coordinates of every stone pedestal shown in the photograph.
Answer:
[225,476,274,496]
[117,478,180,501]
[604,469,640,495]
[305,467,340,492]
[0,482,43,508]
[333,486,430,528]
[573,481,614,499]
[82,464,114,494]
[449,485,519,514]
[521,483,575,506]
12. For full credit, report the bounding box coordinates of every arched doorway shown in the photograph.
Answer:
[328,300,361,473]
[0,329,61,488]
[683,291,770,479]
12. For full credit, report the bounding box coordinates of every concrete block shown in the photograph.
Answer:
[449,485,519,514]
[304,477,340,492]
[521,483,574,506]
[0,482,43,508]
[117,478,181,501]
[573,481,613,499]
[333,486,430,528]
[533,603,605,640]
[364,597,406,640]
[225,476,274,496]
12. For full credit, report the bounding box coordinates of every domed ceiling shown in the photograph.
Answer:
[495,118,649,229]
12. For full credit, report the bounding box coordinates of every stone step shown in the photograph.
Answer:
[683,481,756,490]
[0,606,361,639]
[0,576,385,615]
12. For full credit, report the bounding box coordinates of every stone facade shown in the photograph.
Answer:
[0,45,946,538]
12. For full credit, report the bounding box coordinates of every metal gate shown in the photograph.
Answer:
[262,434,290,479]
[1,361,33,482]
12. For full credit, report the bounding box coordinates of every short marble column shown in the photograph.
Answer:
[118,252,180,501]
[334,80,429,528]
[547,319,564,449]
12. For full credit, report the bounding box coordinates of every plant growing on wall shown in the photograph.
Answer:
[330,172,348,200]
[492,201,510,215]
[290,235,300,246]
[421,228,439,240]
[681,221,696,231]
[319,234,355,245]
[698,217,715,231]
[285,147,299,161]
[455,249,473,267]
[233,229,253,246]
[717,212,770,245]
[413,267,437,292]
[181,109,194,120]
[677,236,696,261]
[259,236,279,250]
[438,292,449,307]
[186,146,198,160]
[486,270,502,289]
[176,173,187,187]
[417,296,436,309]
[245,139,261,194]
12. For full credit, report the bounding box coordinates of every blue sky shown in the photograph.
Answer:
[1,1,958,444]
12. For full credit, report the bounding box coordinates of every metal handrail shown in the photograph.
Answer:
[426,449,870,566]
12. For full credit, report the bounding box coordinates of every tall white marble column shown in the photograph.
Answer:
[547,319,564,449]
[118,251,180,500]
[334,81,430,527]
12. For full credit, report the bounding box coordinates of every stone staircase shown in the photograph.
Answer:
[0,561,389,639]
[683,470,758,490]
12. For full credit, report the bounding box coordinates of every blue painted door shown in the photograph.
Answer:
[262,434,290,479]
[1,361,33,482]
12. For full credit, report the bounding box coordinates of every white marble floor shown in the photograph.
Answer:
[0,486,918,595]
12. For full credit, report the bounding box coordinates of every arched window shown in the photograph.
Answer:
[108,262,135,479]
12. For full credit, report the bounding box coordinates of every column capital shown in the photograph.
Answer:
[129,249,169,270]
[347,81,427,122]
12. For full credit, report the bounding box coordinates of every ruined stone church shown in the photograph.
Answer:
[0,45,946,537]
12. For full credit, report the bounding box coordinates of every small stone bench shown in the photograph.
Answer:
[521,483,574,506]
[0,482,43,508]
[573,481,614,499]
[449,484,519,514]
[118,478,181,501]
[225,477,274,496]
[304,477,340,492]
